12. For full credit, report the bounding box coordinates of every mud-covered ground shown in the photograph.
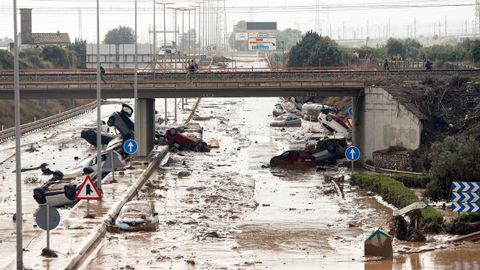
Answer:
[1,54,479,269]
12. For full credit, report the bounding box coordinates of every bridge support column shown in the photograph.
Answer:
[136,98,155,157]
[352,95,365,162]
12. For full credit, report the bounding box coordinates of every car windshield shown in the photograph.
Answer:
[286,115,297,121]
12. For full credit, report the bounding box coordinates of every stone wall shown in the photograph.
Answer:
[372,150,414,171]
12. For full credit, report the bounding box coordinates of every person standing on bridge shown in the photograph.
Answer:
[383,59,390,71]
[100,65,107,83]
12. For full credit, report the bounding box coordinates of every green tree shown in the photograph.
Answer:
[41,46,71,68]
[19,48,45,68]
[228,21,247,51]
[276,28,302,51]
[0,49,13,69]
[288,31,342,67]
[425,136,480,201]
[104,26,135,45]
[471,39,480,62]
[386,38,405,58]
[69,39,87,68]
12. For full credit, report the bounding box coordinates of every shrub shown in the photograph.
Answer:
[352,172,443,227]
[425,136,480,201]
[392,174,432,188]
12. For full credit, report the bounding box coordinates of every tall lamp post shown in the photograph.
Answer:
[12,0,23,268]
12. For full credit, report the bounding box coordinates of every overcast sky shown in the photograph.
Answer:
[0,0,476,43]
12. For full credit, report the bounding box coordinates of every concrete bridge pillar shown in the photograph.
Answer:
[135,98,155,157]
[353,87,422,162]
[352,95,365,161]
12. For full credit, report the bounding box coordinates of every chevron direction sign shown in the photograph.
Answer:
[452,192,480,203]
[451,182,480,213]
[452,202,480,213]
[451,182,480,193]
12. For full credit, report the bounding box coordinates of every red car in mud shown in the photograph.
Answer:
[270,150,316,166]
[165,128,210,152]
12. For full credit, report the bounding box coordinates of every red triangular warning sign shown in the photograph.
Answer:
[75,175,102,200]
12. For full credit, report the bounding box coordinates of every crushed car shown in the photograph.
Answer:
[301,103,336,122]
[115,201,159,231]
[165,128,210,152]
[270,114,302,127]
[270,150,316,166]
[81,119,115,146]
[33,172,97,207]
[107,103,135,142]
[318,108,352,139]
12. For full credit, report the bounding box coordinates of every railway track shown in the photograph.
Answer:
[0,100,100,142]
[0,69,478,83]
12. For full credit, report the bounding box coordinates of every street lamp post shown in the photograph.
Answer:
[12,0,23,268]
[134,0,138,138]
[95,0,102,193]
[153,0,156,70]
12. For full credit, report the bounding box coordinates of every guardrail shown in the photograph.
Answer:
[65,148,168,270]
[0,100,99,142]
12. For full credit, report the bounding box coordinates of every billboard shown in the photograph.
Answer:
[235,32,248,41]
[246,22,277,31]
[248,37,277,51]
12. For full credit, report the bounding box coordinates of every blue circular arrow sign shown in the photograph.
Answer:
[123,139,138,155]
[345,146,361,161]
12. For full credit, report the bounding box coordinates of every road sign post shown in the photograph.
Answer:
[35,204,60,256]
[75,175,103,218]
[451,181,480,221]
[345,145,361,176]
[123,139,138,169]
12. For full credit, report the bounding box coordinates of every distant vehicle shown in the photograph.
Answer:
[107,103,135,141]
[165,128,210,152]
[115,201,159,231]
[270,150,316,166]
[270,114,302,127]
[158,41,177,56]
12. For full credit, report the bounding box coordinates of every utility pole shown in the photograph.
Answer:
[476,0,480,34]
[181,8,185,55]
[153,0,156,70]
[134,0,138,142]
[414,17,417,38]
[188,8,191,56]
[445,16,447,36]
[13,0,24,268]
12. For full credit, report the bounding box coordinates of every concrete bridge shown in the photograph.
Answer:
[0,68,474,160]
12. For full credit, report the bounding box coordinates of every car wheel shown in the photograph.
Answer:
[326,115,333,122]
[168,128,178,136]
[107,116,115,127]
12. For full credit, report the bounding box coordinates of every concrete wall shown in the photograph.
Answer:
[354,87,422,161]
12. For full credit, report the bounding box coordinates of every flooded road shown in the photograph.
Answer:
[1,53,479,269]
[87,54,480,269]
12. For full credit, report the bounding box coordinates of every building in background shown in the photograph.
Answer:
[20,8,71,48]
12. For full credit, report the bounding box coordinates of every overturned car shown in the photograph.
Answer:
[164,128,210,152]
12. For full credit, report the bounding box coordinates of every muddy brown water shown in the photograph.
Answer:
[86,95,480,270]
